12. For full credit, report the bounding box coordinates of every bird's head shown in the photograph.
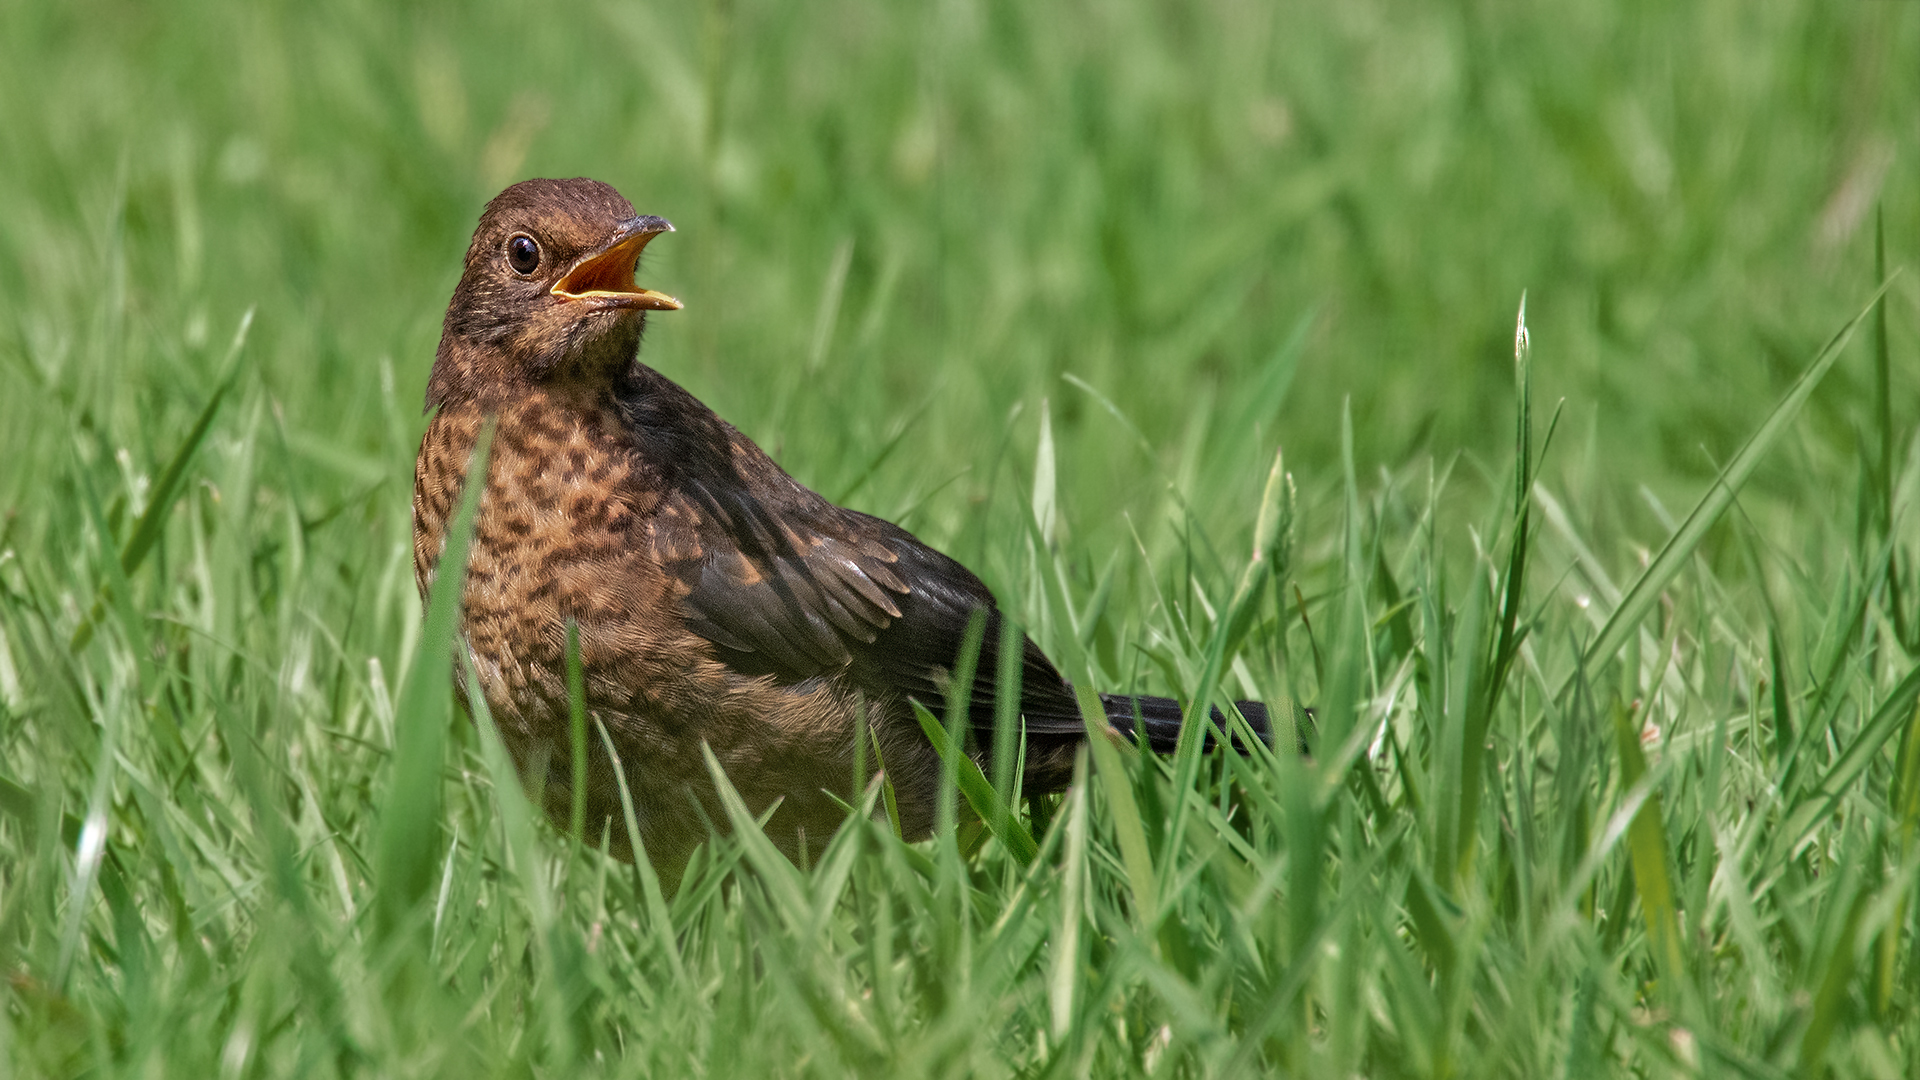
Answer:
[428,178,680,408]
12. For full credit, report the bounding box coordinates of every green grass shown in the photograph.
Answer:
[3,0,1920,1075]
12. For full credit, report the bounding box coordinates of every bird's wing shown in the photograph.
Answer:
[646,480,1086,732]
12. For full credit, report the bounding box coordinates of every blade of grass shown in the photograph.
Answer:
[53,665,124,991]
[466,654,590,1064]
[1797,831,1872,1076]
[1573,287,1890,682]
[937,606,988,838]
[373,419,491,940]
[1611,698,1687,992]
[1873,206,1893,533]
[1158,446,1294,896]
[566,619,587,842]
[1074,682,1158,925]
[1049,748,1088,1043]
[1873,682,1920,1014]
[991,610,1024,825]
[1001,423,1160,920]
[910,699,1037,865]
[1486,295,1536,718]
[70,308,252,653]
[1767,665,1920,866]
[594,718,686,984]
[699,743,813,935]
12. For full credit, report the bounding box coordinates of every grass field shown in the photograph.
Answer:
[4,0,1920,1075]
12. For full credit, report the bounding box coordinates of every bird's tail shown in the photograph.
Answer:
[1099,693,1310,755]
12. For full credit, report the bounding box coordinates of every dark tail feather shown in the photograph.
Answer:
[1099,693,1309,754]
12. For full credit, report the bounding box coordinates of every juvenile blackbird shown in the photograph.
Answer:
[414,178,1274,885]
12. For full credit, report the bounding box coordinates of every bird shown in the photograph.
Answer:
[413,177,1281,887]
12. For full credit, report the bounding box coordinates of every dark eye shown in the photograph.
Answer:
[506,234,541,275]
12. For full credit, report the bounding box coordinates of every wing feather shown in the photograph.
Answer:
[617,370,1083,738]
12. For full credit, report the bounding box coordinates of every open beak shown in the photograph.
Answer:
[551,216,682,310]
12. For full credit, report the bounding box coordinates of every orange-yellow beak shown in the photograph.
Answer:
[551,216,682,310]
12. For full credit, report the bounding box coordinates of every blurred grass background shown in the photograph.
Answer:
[6,0,1912,554]
[2,0,1919,1075]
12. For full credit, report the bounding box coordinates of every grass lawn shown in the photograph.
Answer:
[3,0,1919,1075]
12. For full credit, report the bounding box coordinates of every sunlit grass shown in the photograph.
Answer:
[3,0,1920,1076]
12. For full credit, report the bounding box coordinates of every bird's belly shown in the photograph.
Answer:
[413,403,943,879]
[461,527,873,867]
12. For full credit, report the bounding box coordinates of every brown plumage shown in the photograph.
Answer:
[414,177,1271,887]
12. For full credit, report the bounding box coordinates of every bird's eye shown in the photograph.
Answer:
[506,234,541,275]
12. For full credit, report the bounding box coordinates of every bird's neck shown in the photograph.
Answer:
[425,331,643,414]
